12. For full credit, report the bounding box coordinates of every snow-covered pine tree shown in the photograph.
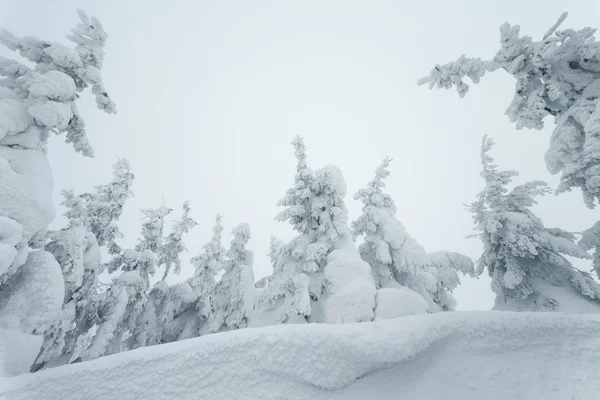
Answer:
[73,204,172,362]
[258,137,375,323]
[0,10,115,339]
[418,14,600,277]
[185,215,226,336]
[468,136,600,312]
[352,157,438,311]
[31,161,135,371]
[83,159,134,255]
[211,223,255,332]
[71,268,146,362]
[128,203,197,349]
[352,158,474,313]
[105,205,171,287]
[254,236,283,290]
[159,201,197,281]
[131,215,225,348]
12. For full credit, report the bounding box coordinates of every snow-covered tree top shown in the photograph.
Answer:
[135,205,172,254]
[227,223,252,268]
[191,214,225,277]
[159,201,197,280]
[419,12,600,208]
[0,9,115,156]
[84,158,134,253]
[473,136,551,220]
[353,157,396,212]
[276,136,316,235]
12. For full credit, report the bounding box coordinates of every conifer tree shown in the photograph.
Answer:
[0,10,115,338]
[258,137,376,323]
[468,136,600,311]
[31,159,133,371]
[352,158,473,312]
[159,201,197,281]
[188,215,225,335]
[211,223,255,332]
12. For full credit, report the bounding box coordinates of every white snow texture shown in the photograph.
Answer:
[2,311,598,400]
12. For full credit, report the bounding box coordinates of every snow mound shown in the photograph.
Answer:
[374,287,428,320]
[322,235,376,323]
[3,311,600,399]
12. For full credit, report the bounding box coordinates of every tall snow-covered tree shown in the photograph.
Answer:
[419,13,600,208]
[352,158,474,312]
[468,136,600,312]
[159,201,197,281]
[258,137,376,323]
[418,14,600,276]
[211,223,255,332]
[185,215,226,336]
[31,161,135,371]
[0,10,115,338]
[73,204,171,362]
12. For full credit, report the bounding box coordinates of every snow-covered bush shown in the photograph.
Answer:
[468,136,600,312]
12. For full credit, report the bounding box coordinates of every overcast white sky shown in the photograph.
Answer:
[2,0,599,311]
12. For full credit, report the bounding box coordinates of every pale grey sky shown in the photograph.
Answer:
[2,0,599,311]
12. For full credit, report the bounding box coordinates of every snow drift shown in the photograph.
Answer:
[2,311,599,399]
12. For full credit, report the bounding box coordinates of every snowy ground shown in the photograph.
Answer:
[2,311,599,400]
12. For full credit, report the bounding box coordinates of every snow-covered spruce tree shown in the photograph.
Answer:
[159,201,198,281]
[31,161,134,371]
[181,215,226,337]
[257,137,376,324]
[468,136,600,312]
[72,205,171,362]
[352,157,473,313]
[254,236,283,290]
[127,203,197,349]
[419,13,600,205]
[0,10,115,341]
[211,223,255,332]
[81,159,134,255]
[71,268,146,362]
[106,205,171,287]
[418,14,600,274]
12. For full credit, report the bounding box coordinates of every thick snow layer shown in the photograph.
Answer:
[0,250,64,333]
[321,235,376,323]
[0,146,54,243]
[3,311,600,399]
[374,287,428,320]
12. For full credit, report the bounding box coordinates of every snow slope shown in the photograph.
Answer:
[2,311,599,400]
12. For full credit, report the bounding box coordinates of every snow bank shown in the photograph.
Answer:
[3,311,599,399]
